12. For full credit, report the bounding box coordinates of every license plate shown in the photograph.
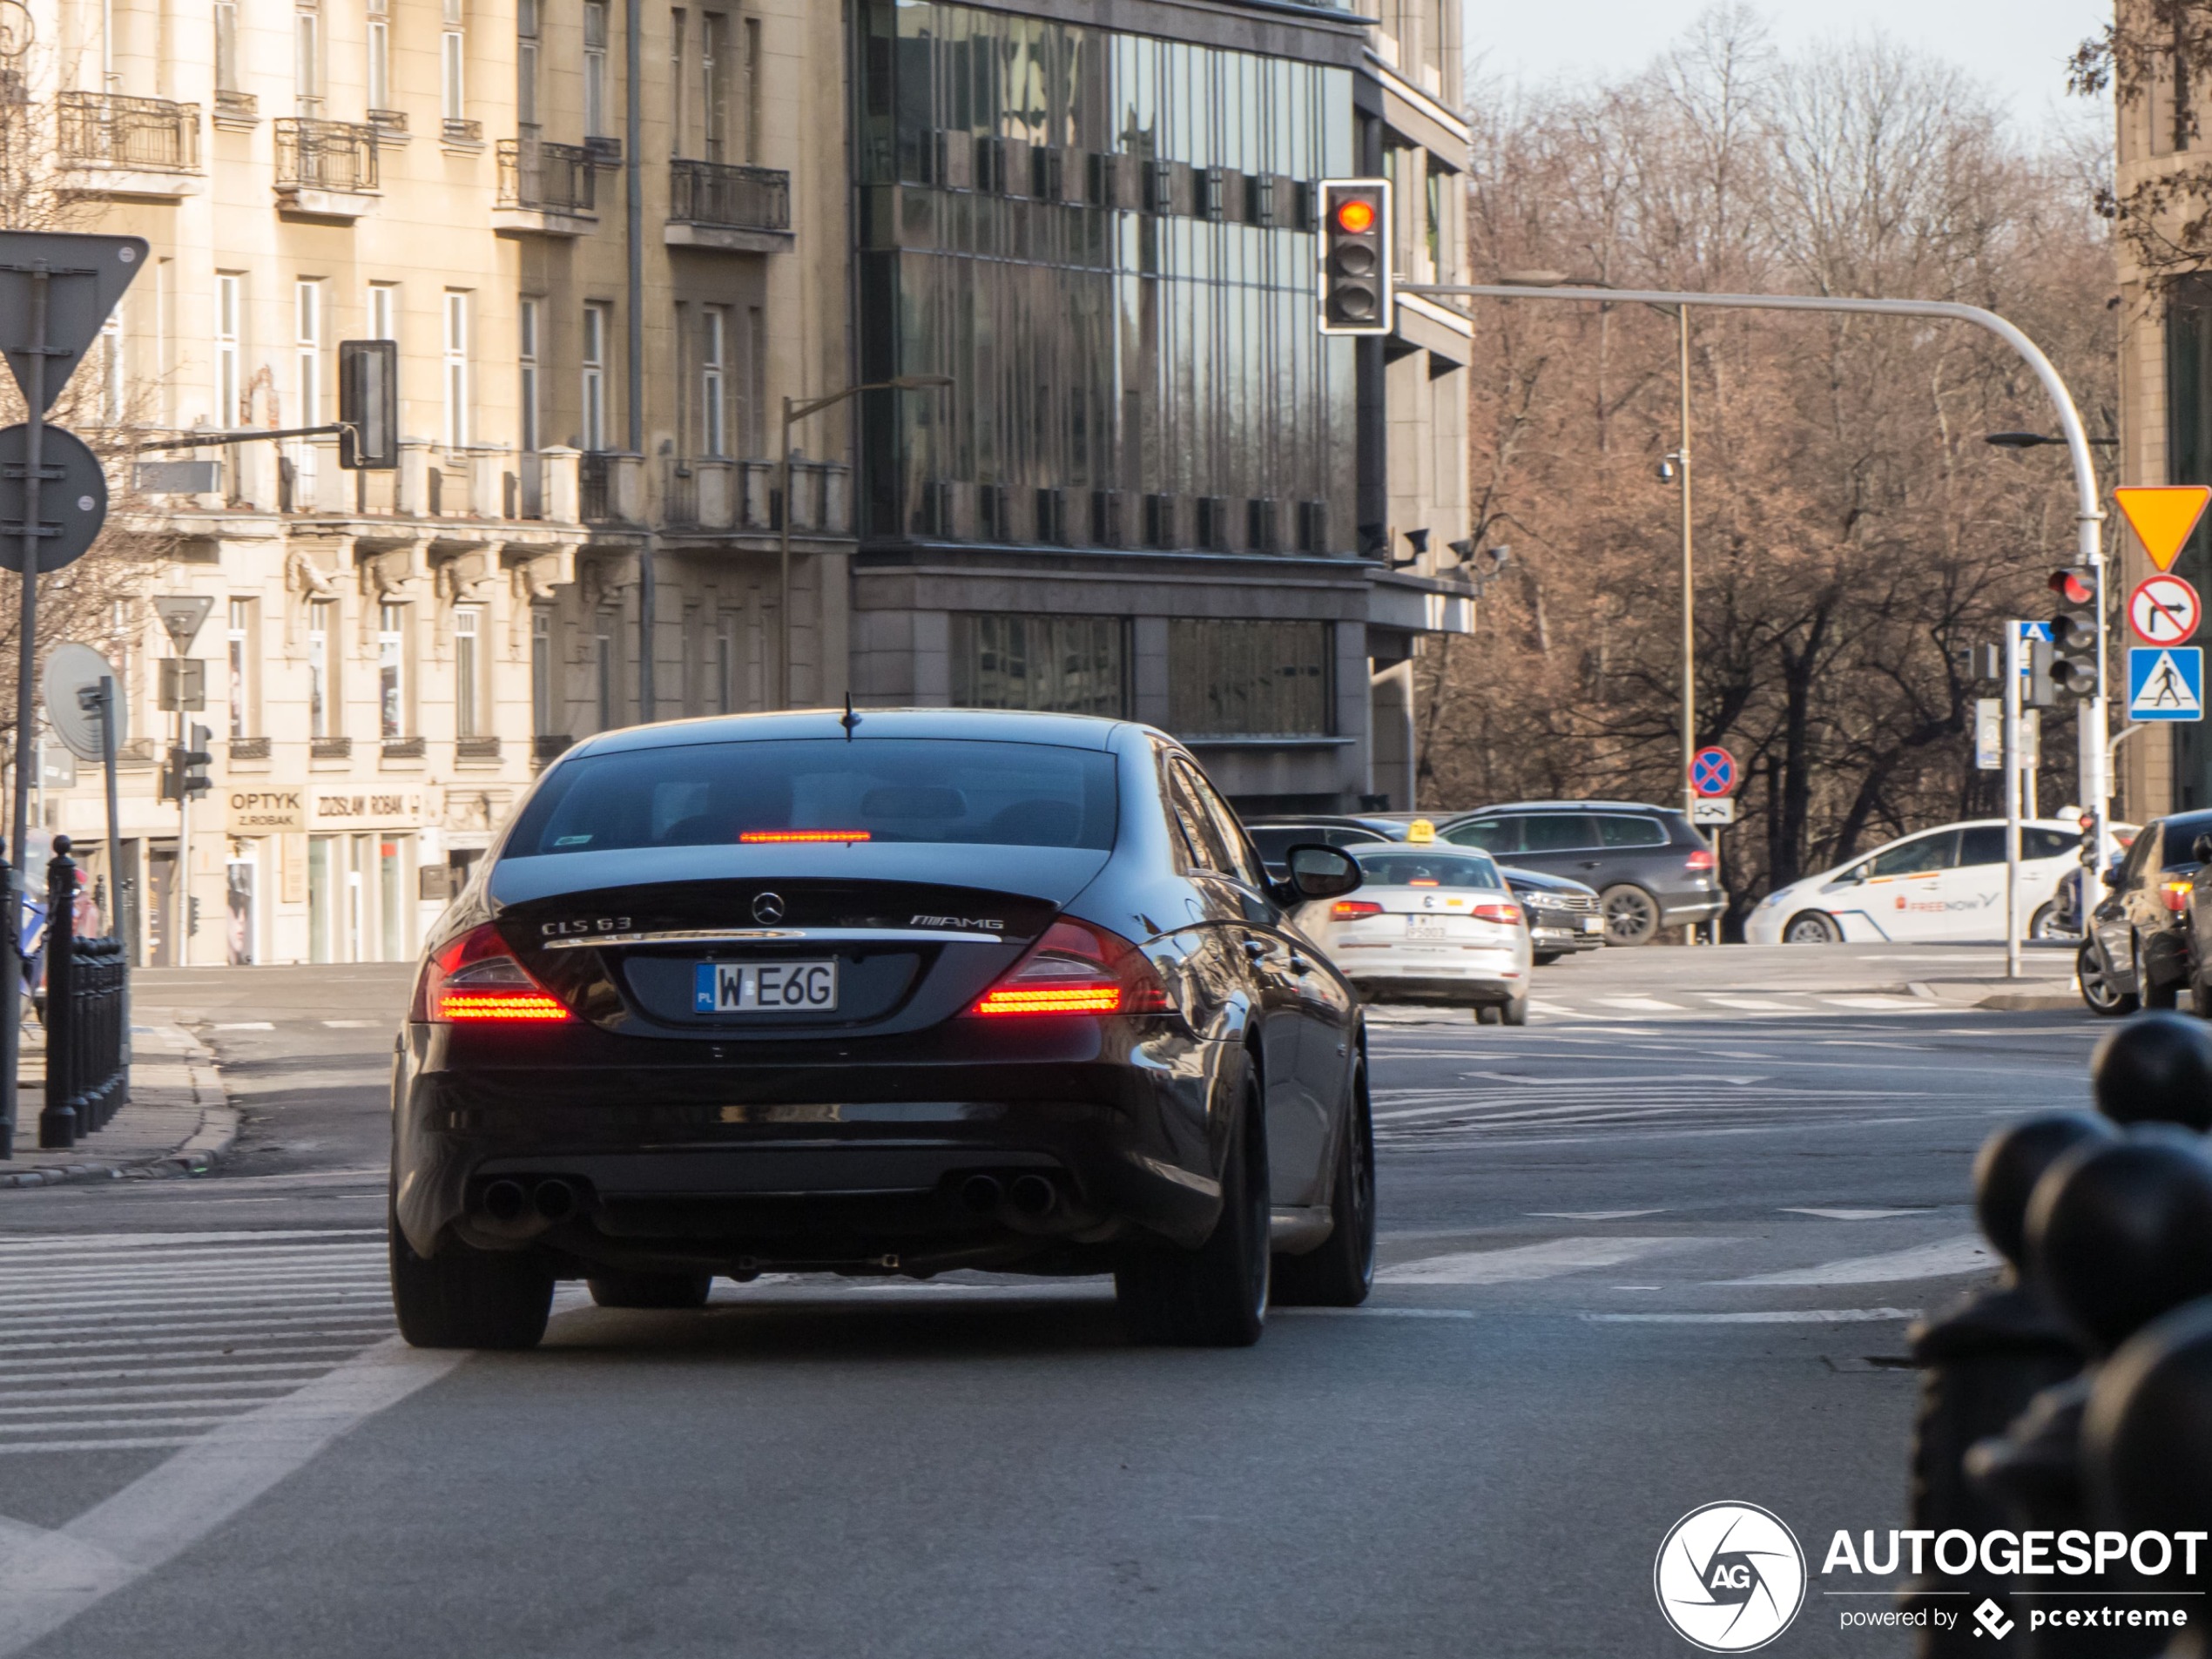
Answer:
[1581,917,1603,933]
[692,960,839,1013]
[1406,915,1449,939]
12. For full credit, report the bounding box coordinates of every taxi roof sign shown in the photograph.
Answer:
[1406,818,1435,843]
[2114,486,2212,573]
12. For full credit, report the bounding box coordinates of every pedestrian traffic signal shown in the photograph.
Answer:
[2047,568,2099,704]
[1318,179,1392,336]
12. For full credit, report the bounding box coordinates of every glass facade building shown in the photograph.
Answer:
[853,0,1357,554]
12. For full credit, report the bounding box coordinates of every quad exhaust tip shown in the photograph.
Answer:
[960,1174,1004,1213]
[482,1179,527,1223]
[532,1178,579,1223]
[1008,1173,1059,1218]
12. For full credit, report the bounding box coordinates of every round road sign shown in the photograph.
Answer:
[1689,745,1737,798]
[43,642,124,763]
[2130,574,2202,647]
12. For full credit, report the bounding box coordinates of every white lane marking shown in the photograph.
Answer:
[0,1362,351,1387]
[1379,1236,1737,1285]
[210,1022,274,1030]
[0,1288,391,1314]
[1703,996,1802,1011]
[1821,995,1928,1010]
[1586,1307,1920,1324]
[1271,1307,1478,1319]
[0,1264,385,1291]
[0,1339,464,1655]
[0,1439,199,1458]
[0,1231,383,1253]
[3,1331,388,1355]
[0,1346,378,1373]
[1527,1210,1669,1220]
[0,1399,310,1419]
[0,1382,307,1404]
[0,1418,244,1439]
[1722,1234,1993,1286]
[1779,1207,1930,1221]
[0,1316,395,1341]
[1596,996,1689,1012]
[320,1021,375,1028]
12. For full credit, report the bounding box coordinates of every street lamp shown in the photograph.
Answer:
[1985,430,2119,449]
[778,374,953,709]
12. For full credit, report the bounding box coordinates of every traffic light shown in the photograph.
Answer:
[337,339,398,469]
[162,724,212,802]
[2046,566,2099,704]
[1318,179,1392,336]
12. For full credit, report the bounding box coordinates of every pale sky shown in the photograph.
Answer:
[1468,1,2111,141]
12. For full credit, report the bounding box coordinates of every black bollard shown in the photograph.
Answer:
[35,838,74,1150]
[2092,1012,2212,1131]
[1966,1130,2212,1656]
[2082,1298,2212,1659]
[1903,1111,2111,1656]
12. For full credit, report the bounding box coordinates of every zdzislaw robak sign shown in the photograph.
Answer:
[224,786,438,834]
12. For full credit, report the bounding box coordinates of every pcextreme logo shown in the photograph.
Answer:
[1655,1502,1808,1652]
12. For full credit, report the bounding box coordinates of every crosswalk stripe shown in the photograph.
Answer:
[0,1418,244,1439]
[0,1345,381,1373]
[1379,1236,1736,1285]
[1722,1234,1993,1286]
[0,1314,395,1339]
[0,1229,382,1252]
[0,1288,391,1314]
[0,1398,326,1419]
[0,1361,355,1386]
[3,1329,390,1354]
[1595,996,1688,1012]
[0,1380,311,1403]
[0,1437,199,1455]
[0,1264,386,1290]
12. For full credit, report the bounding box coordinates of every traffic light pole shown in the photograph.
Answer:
[1405,282,2112,862]
[2004,624,2025,982]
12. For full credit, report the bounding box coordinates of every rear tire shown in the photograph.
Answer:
[1116,1070,1269,1347]
[588,1271,714,1310]
[1533,952,1563,967]
[390,1212,553,1351]
[1475,1003,1503,1024]
[2079,942,2137,1017]
[1601,885,1662,946]
[1500,989,1529,1026]
[1784,911,1841,945]
[1271,1056,1374,1308]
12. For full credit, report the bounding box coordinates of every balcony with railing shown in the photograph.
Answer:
[496,133,597,235]
[57,92,201,198]
[273,117,378,215]
[665,158,792,253]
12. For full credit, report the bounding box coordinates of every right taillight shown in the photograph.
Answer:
[1332,900,1385,919]
[1470,901,1523,926]
[412,923,574,1023]
[967,918,1175,1018]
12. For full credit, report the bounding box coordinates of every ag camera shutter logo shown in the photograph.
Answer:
[1654,1501,1807,1651]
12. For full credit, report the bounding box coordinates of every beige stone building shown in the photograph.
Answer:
[25,0,846,965]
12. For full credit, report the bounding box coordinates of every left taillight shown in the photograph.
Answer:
[411,922,574,1023]
[2166,878,2193,914]
[1685,848,1716,873]
[967,918,1175,1018]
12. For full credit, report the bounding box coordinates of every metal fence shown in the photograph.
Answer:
[498,135,596,215]
[37,840,128,1150]
[274,117,379,192]
[57,91,201,172]
[669,158,789,232]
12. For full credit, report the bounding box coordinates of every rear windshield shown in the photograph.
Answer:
[2163,812,2212,869]
[1247,825,1387,861]
[1353,849,1505,890]
[508,738,1119,855]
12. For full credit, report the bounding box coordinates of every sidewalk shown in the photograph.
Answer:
[0,1023,234,1189]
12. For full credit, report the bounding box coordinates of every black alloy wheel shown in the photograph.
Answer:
[1272,1055,1375,1308]
[1783,911,1841,945]
[389,1204,555,1351]
[2078,941,2137,1017]
[1601,885,1662,946]
[588,1271,715,1309]
[1116,1068,1270,1346]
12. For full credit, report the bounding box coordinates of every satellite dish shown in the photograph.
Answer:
[44,642,123,763]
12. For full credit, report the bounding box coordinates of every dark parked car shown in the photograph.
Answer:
[390,709,1377,1352]
[1501,866,1606,962]
[2082,809,2212,1015]
[1435,801,1722,945]
[1244,818,1393,877]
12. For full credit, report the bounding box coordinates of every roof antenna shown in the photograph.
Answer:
[840,691,860,741]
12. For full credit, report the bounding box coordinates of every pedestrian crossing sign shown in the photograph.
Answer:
[2128,646,2205,721]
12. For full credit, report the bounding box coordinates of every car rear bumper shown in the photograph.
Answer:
[1347,960,1523,1004]
[1660,891,1725,925]
[1529,924,1604,953]
[391,1017,1235,1270]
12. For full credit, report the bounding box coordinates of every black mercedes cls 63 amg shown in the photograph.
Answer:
[390,709,1376,1350]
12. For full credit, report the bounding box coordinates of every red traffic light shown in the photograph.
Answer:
[2049,568,2094,606]
[1334,198,1376,234]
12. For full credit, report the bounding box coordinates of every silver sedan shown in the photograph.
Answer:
[1294,844,1534,1024]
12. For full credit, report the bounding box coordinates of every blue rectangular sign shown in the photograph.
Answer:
[2129,646,2205,722]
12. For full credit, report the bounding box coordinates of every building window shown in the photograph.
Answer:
[442,290,469,449]
[368,280,398,343]
[294,1,320,111]
[669,8,687,153]
[716,614,735,712]
[367,0,390,112]
[215,273,242,425]
[583,0,609,137]
[701,11,728,162]
[441,0,466,123]
[530,609,555,734]
[98,316,124,426]
[307,599,335,737]
[701,306,728,456]
[215,0,241,92]
[455,607,483,737]
[518,298,540,452]
[595,628,614,730]
[745,305,764,454]
[226,598,254,739]
[516,0,539,125]
[1168,618,1331,738]
[582,301,609,449]
[294,279,323,422]
[379,602,408,739]
[952,615,1128,718]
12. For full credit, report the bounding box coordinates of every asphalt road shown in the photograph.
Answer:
[0,945,2101,1657]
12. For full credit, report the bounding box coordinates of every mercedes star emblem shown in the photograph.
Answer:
[752,892,785,924]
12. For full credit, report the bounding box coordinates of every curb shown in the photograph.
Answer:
[0,1027,236,1189]
[1973,993,2086,1013]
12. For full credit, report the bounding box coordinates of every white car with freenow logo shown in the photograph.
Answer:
[1746,818,2083,944]
[1293,829,1534,1023]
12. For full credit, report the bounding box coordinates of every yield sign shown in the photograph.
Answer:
[0,232,149,413]
[2114,485,2212,573]
[2131,574,2202,645]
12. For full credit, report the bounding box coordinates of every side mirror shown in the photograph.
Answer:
[1284,844,1362,901]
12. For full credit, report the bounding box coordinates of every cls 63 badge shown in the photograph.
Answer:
[541,916,631,938]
